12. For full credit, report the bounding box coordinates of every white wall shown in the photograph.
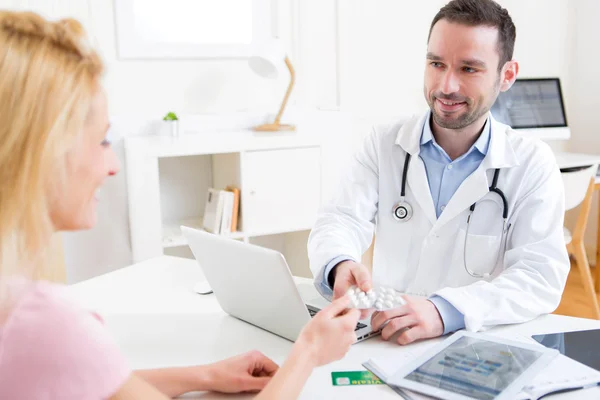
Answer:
[336,0,573,116]
[564,0,600,260]
[568,0,600,154]
[2,0,581,281]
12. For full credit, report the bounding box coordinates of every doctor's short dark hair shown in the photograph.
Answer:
[428,0,516,71]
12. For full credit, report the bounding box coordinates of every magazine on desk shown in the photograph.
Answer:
[363,331,600,400]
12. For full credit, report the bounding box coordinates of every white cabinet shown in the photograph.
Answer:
[125,131,322,265]
[242,147,321,235]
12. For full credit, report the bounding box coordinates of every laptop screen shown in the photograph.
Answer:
[491,78,567,129]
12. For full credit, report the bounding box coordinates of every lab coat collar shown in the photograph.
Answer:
[395,113,436,225]
[482,114,520,170]
[395,113,427,156]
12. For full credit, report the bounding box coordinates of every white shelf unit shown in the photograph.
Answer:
[125,131,322,266]
[162,218,246,248]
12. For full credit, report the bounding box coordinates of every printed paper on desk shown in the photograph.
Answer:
[516,354,600,400]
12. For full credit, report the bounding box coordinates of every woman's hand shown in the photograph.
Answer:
[202,350,279,393]
[295,295,361,366]
[254,296,360,399]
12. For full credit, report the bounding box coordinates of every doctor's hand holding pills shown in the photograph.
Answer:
[331,260,374,318]
[334,259,445,344]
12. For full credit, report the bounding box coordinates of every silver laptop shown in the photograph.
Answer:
[181,226,374,343]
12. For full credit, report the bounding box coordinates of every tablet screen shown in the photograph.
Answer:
[532,329,600,371]
[404,336,545,400]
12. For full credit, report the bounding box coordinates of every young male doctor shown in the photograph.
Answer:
[308,0,569,345]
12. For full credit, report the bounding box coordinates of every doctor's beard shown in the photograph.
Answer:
[426,77,501,130]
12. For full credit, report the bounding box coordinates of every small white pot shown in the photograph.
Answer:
[165,120,179,137]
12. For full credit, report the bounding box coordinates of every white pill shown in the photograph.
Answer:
[385,294,394,301]
[347,287,356,295]
[396,296,405,305]
[358,291,367,298]
[367,289,374,295]
[375,301,384,310]
[384,300,394,308]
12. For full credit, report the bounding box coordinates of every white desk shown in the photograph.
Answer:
[70,256,600,399]
[555,151,600,170]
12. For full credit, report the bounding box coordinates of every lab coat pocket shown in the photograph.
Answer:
[462,231,502,277]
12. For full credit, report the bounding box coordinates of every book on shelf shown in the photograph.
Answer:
[220,191,234,235]
[225,186,240,233]
[202,187,241,236]
[202,188,226,234]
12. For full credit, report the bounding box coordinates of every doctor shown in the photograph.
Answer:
[309,0,569,345]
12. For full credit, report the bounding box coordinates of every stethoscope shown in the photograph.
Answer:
[392,153,509,279]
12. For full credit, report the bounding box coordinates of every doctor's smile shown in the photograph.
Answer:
[434,96,468,113]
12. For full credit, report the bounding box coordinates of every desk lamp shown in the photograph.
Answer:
[248,39,295,131]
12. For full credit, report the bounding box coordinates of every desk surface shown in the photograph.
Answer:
[555,151,600,169]
[70,256,600,399]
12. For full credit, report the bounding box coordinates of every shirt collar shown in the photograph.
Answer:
[420,111,491,156]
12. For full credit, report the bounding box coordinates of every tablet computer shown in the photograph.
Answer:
[383,331,558,400]
[532,329,600,371]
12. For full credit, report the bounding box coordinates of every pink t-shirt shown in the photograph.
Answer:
[0,279,130,399]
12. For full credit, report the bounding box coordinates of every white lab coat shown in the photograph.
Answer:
[308,112,569,332]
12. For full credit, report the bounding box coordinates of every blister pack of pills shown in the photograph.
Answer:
[346,285,406,310]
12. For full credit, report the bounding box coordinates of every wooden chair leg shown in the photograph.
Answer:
[597,260,600,293]
[573,242,600,319]
[597,191,600,292]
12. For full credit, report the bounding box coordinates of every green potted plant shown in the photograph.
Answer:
[163,111,179,137]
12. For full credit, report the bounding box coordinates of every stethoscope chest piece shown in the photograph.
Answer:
[393,199,413,221]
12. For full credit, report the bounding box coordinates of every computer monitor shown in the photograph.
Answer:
[491,78,570,140]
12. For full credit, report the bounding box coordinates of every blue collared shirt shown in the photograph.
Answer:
[315,113,491,334]
[420,113,491,218]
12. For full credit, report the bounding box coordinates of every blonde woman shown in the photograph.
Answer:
[0,11,360,399]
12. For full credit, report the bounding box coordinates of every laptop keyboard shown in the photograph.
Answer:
[306,305,367,331]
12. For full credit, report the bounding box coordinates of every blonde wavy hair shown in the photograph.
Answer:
[0,11,103,279]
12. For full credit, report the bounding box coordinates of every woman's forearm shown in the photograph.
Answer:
[255,345,317,400]
[135,366,211,398]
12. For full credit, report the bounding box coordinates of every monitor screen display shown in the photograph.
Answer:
[491,78,567,129]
